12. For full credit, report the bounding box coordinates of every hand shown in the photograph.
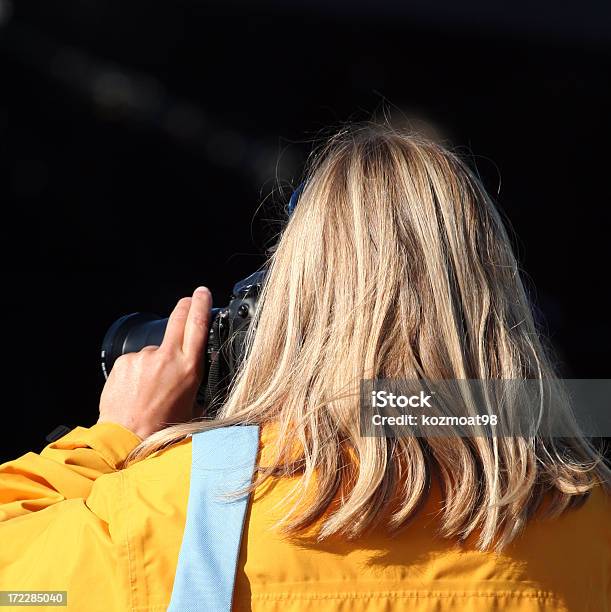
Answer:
[98,286,212,440]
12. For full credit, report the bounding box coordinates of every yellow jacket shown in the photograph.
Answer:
[0,422,609,611]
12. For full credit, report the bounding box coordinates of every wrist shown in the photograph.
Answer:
[96,416,146,443]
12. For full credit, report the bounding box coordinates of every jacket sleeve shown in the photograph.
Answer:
[0,422,142,521]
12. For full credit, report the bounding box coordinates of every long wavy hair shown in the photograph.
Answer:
[124,123,609,550]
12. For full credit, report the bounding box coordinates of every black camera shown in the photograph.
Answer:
[100,270,265,415]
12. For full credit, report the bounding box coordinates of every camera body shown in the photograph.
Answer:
[101,270,265,415]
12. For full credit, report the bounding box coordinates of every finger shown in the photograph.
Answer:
[162,297,192,352]
[183,286,212,360]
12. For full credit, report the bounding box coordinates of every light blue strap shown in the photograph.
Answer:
[168,425,260,612]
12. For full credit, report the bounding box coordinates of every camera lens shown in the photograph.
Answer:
[100,312,168,379]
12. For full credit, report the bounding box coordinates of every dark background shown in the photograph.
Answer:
[1,1,610,461]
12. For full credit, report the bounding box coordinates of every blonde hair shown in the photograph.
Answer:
[124,123,609,550]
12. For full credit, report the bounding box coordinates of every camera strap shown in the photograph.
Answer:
[168,425,260,612]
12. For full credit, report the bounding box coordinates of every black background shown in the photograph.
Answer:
[1,1,610,461]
